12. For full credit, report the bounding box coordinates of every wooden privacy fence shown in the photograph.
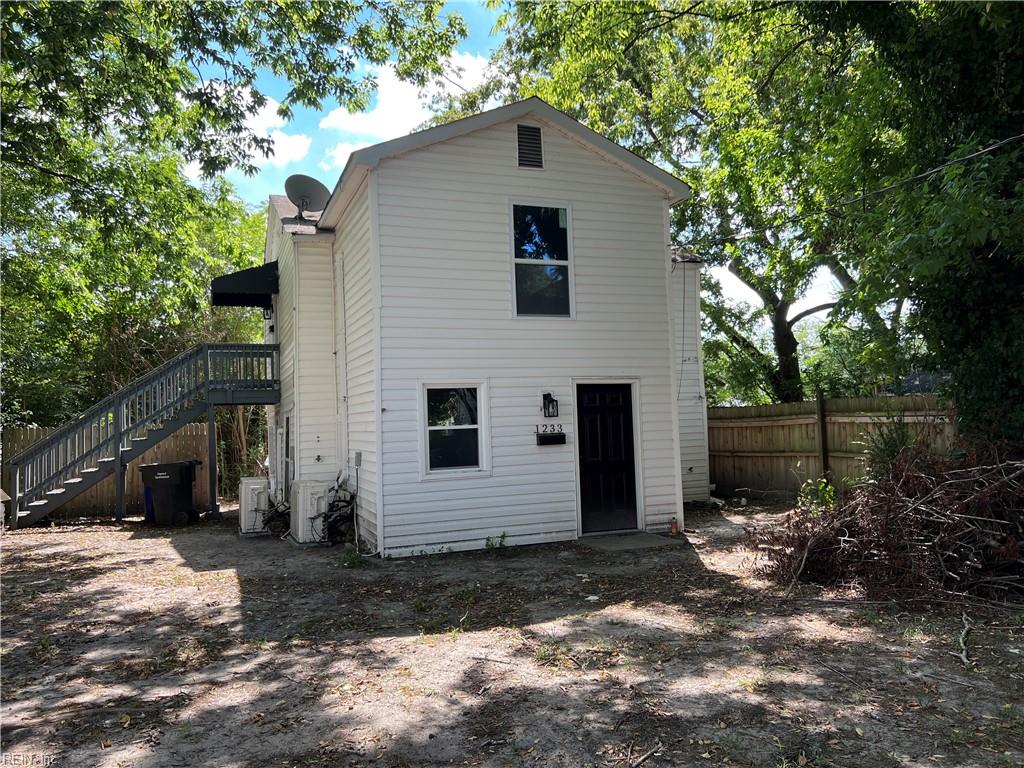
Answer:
[2,423,209,516]
[708,395,954,495]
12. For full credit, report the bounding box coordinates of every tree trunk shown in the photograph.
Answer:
[727,259,807,403]
[770,303,804,402]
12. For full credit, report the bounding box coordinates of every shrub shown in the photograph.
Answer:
[860,414,913,478]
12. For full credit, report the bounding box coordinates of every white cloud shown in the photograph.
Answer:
[318,51,492,140]
[319,141,366,171]
[318,67,428,137]
[248,96,312,168]
[263,130,313,168]
[246,98,287,134]
[444,50,493,95]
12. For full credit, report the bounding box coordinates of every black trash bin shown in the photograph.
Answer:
[139,460,202,526]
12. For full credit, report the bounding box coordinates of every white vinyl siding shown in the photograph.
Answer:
[293,238,338,483]
[375,117,681,555]
[335,181,379,549]
[268,215,296,497]
[672,260,711,502]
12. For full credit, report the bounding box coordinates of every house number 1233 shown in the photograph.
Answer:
[535,424,564,433]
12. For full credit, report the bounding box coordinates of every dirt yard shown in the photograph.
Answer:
[2,504,1022,768]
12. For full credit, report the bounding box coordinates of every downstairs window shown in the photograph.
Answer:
[424,385,485,472]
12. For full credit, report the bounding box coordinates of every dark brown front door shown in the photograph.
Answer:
[577,383,637,533]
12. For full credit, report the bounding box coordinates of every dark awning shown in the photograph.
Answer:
[211,262,279,310]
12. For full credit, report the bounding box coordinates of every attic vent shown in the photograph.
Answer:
[517,124,543,168]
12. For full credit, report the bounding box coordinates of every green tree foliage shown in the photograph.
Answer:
[799,2,1024,439]
[442,2,1021,436]
[437,1,916,403]
[1,0,467,430]
[1,0,464,215]
[798,321,925,400]
[1,172,265,426]
[700,278,775,405]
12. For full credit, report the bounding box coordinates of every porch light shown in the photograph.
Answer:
[542,393,559,418]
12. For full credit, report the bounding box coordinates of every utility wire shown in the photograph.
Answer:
[682,132,1024,249]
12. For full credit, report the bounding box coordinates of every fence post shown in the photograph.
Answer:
[815,389,830,481]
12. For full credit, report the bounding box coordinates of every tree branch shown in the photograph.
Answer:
[891,296,905,336]
[623,2,705,54]
[728,258,781,309]
[721,324,770,363]
[756,35,816,96]
[824,259,857,292]
[623,73,701,175]
[824,259,892,334]
[788,302,836,327]
[708,308,776,373]
[4,156,101,195]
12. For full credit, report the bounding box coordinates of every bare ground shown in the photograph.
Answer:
[1,503,1022,768]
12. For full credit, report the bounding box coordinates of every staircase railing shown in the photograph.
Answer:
[207,343,281,394]
[6,343,279,522]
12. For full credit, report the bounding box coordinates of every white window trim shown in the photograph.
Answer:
[509,198,576,320]
[516,122,545,171]
[418,380,492,480]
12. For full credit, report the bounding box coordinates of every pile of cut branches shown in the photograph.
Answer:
[750,449,1024,600]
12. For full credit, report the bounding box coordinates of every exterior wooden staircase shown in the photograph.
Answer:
[4,344,280,529]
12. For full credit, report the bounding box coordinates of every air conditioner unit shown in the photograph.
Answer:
[239,477,270,536]
[291,482,331,544]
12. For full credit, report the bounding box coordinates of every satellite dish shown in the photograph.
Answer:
[284,174,330,219]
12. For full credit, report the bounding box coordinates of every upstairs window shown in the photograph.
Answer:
[513,203,572,317]
[517,124,543,168]
[425,386,482,472]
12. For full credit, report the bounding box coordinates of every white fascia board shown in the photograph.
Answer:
[319,165,371,231]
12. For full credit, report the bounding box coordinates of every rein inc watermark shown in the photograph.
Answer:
[2,755,56,766]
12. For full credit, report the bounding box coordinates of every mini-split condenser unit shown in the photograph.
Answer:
[239,477,270,536]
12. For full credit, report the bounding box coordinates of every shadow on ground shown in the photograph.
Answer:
[2,505,1021,767]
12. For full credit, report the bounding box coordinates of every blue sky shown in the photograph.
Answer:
[212,1,502,207]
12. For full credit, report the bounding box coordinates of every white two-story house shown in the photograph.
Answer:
[251,97,708,556]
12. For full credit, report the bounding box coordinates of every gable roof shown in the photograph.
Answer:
[318,97,691,229]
